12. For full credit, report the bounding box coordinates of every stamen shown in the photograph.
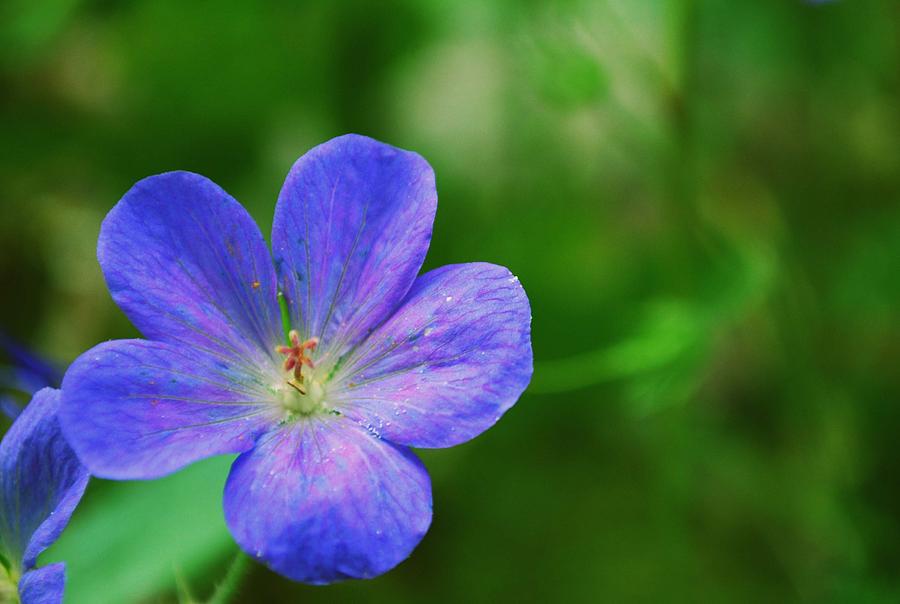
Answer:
[286,380,307,395]
[275,330,319,383]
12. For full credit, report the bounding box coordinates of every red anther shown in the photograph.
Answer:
[276,331,320,382]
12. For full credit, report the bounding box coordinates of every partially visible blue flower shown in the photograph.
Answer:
[0,388,89,604]
[60,134,533,583]
[0,333,61,420]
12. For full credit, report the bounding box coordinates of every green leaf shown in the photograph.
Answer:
[43,456,235,604]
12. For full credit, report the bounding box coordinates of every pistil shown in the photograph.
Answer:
[276,330,319,393]
[275,330,326,417]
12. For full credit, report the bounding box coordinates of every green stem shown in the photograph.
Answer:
[277,291,292,345]
[206,551,251,604]
[173,564,196,604]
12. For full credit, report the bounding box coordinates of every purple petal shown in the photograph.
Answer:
[60,339,279,480]
[272,134,437,362]
[99,171,282,368]
[0,389,88,570]
[330,263,532,448]
[18,563,65,604]
[224,418,432,584]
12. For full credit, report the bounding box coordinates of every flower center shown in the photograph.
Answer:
[275,330,326,417]
[276,330,319,386]
[276,376,326,416]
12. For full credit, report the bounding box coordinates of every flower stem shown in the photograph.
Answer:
[206,550,251,604]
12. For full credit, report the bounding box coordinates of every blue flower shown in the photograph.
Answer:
[60,134,533,583]
[1,388,89,604]
[0,333,61,420]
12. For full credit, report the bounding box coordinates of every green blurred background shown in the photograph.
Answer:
[2,0,899,602]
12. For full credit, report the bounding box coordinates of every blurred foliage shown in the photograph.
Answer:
[1,0,898,602]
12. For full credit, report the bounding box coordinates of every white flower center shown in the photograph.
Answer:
[277,375,327,416]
